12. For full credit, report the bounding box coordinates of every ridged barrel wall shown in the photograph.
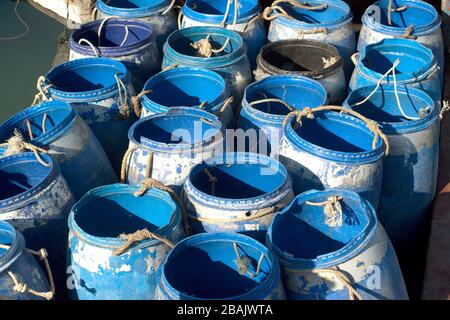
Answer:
[67,184,184,300]
[183,152,294,242]
[155,233,285,300]
[266,189,408,300]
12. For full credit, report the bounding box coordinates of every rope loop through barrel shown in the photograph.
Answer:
[305,196,344,227]
[232,242,265,278]
[112,228,175,256]
[114,73,131,119]
[32,76,53,106]
[250,98,295,113]
[132,90,153,118]
[0,129,50,166]
[263,0,328,21]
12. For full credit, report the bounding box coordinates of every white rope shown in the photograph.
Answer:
[0,0,30,41]
[78,38,100,57]
[119,25,129,47]
[114,73,129,118]
[161,0,176,15]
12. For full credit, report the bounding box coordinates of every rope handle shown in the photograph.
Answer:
[131,90,153,118]
[282,106,390,155]
[440,101,450,121]
[249,98,295,113]
[232,242,265,278]
[114,73,130,119]
[161,0,176,15]
[219,97,234,113]
[187,204,280,223]
[163,63,179,71]
[0,244,55,300]
[78,38,100,57]
[32,76,53,106]
[112,228,175,256]
[0,129,50,166]
[91,6,98,21]
[262,0,327,21]
[387,0,408,26]
[305,196,343,227]
[351,52,358,66]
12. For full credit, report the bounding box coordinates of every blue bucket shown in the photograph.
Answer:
[350,38,441,105]
[344,84,439,258]
[67,183,184,300]
[266,189,408,300]
[266,0,355,78]
[138,66,233,127]
[123,107,224,194]
[280,106,387,208]
[95,0,178,51]
[162,26,252,112]
[69,18,160,90]
[0,101,117,200]
[183,152,294,242]
[358,0,444,85]
[155,232,285,300]
[44,57,136,174]
[180,0,266,69]
[237,75,328,154]
[0,221,54,300]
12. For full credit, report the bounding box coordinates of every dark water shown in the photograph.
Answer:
[0,0,64,122]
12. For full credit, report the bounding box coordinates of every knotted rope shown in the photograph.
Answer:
[114,73,131,119]
[0,129,50,166]
[32,76,53,106]
[440,100,450,121]
[250,98,295,113]
[400,25,417,39]
[387,0,408,26]
[132,90,153,118]
[203,168,218,196]
[282,106,390,155]
[263,0,327,21]
[305,196,343,227]
[233,242,265,278]
[112,228,175,256]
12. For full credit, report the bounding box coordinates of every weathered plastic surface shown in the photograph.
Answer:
[180,0,266,68]
[162,26,252,112]
[0,221,51,300]
[358,0,444,84]
[183,152,294,242]
[67,184,184,300]
[0,153,75,297]
[69,18,160,90]
[279,109,385,208]
[255,40,347,104]
[236,75,328,154]
[344,84,439,259]
[44,57,136,174]
[95,0,177,51]
[0,101,117,200]
[124,107,224,194]
[266,0,356,78]
[140,66,233,127]
[155,232,286,300]
[350,38,442,105]
[267,189,408,300]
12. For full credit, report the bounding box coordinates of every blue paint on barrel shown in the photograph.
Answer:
[358,0,444,85]
[280,108,386,208]
[0,153,75,298]
[343,84,439,260]
[95,0,178,51]
[266,0,356,78]
[124,107,224,194]
[44,57,136,174]
[67,183,184,300]
[183,152,294,242]
[155,232,285,300]
[139,66,233,128]
[162,26,252,112]
[350,38,442,105]
[0,101,117,200]
[236,75,328,154]
[0,221,52,300]
[69,18,160,90]
[180,0,266,69]
[266,189,408,300]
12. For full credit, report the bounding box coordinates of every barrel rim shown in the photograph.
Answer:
[163,26,248,69]
[46,58,131,102]
[362,0,442,36]
[68,183,180,249]
[266,189,377,269]
[96,0,170,17]
[0,101,77,148]
[141,66,229,114]
[0,220,26,273]
[69,18,156,57]
[158,232,281,300]
[256,40,344,79]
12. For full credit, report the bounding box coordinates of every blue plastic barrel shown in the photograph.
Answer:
[123,107,224,194]
[266,189,408,300]
[180,0,266,68]
[0,101,117,200]
[155,232,286,300]
[344,84,439,260]
[265,0,355,78]
[236,75,328,154]
[67,183,184,300]
[162,26,252,112]
[350,38,441,105]
[138,66,233,127]
[183,152,294,242]
[43,57,136,174]
[69,18,160,90]
[255,40,347,104]
[358,0,444,84]
[95,0,177,51]
[280,106,387,208]
[0,221,54,300]
[0,153,75,298]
